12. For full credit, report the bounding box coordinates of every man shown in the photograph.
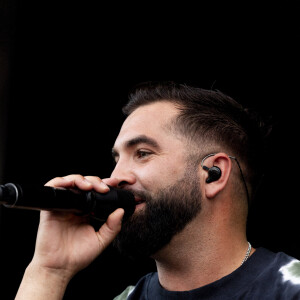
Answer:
[15,81,300,299]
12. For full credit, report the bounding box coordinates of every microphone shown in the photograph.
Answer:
[0,183,136,222]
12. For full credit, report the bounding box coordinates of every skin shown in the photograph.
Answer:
[15,101,254,299]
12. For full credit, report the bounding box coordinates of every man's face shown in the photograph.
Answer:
[111,102,202,258]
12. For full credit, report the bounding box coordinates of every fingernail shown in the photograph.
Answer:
[101,182,109,190]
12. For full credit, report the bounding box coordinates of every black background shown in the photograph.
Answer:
[0,2,299,299]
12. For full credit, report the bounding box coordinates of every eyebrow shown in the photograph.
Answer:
[112,135,160,158]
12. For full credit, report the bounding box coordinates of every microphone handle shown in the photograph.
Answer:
[0,183,136,221]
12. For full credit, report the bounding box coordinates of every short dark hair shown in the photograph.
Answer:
[123,81,272,202]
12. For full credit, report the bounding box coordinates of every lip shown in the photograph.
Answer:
[134,196,146,212]
[134,196,144,205]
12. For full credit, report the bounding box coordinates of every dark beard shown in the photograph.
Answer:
[113,166,201,260]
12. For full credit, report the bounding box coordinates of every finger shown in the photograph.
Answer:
[45,176,77,188]
[96,208,124,252]
[45,175,93,191]
[102,177,119,187]
[83,176,110,193]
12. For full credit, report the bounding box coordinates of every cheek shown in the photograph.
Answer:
[137,168,160,189]
[137,160,185,191]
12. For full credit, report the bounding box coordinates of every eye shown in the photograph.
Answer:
[112,158,118,166]
[136,149,152,159]
[112,155,119,165]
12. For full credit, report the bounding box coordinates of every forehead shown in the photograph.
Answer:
[114,101,180,148]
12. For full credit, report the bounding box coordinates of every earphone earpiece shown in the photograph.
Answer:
[202,165,222,183]
[201,153,250,203]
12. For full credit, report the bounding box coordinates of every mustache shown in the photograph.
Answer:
[122,188,152,203]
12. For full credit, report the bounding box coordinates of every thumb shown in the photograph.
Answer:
[95,208,124,252]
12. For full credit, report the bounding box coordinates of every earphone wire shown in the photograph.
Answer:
[228,155,250,205]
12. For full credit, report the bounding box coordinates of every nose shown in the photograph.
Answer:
[111,160,136,188]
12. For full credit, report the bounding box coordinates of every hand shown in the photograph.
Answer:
[15,175,124,300]
[31,175,124,280]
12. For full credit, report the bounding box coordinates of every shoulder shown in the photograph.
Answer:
[113,272,157,300]
[256,247,300,278]
[242,247,300,298]
[276,251,300,285]
[113,286,136,300]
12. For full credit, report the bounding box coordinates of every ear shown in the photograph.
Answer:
[201,153,232,199]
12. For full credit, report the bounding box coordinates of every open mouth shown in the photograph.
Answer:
[135,196,145,205]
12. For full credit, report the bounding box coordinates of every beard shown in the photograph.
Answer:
[113,164,202,260]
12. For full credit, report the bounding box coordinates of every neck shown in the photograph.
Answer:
[152,216,254,292]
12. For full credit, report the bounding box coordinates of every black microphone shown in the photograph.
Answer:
[0,183,136,222]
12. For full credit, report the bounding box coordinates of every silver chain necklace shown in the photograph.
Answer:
[240,242,252,266]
